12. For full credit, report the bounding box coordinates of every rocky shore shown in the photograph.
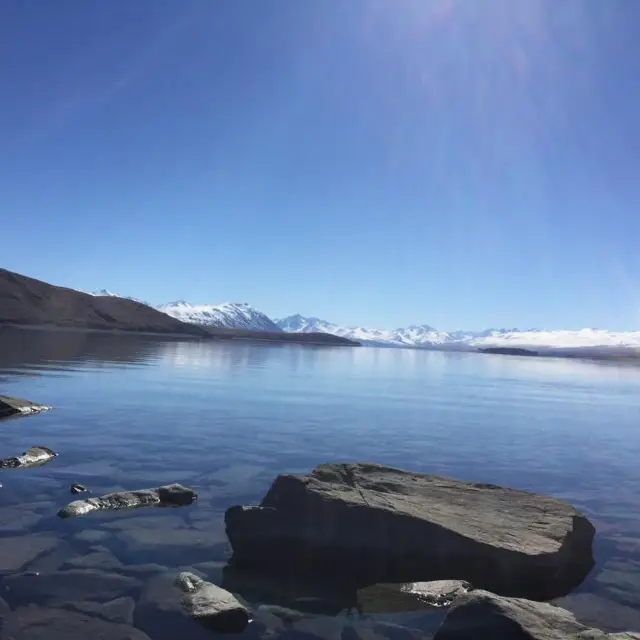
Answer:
[0,400,636,640]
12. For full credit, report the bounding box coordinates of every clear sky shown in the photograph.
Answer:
[2,0,639,331]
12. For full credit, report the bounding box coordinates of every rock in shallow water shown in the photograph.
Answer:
[0,534,59,572]
[2,569,141,605]
[57,483,197,518]
[225,462,595,600]
[433,590,640,640]
[0,446,57,469]
[1,605,151,640]
[0,395,51,420]
[70,483,89,494]
[401,581,471,607]
[357,580,472,614]
[175,571,250,633]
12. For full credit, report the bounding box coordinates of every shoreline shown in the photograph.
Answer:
[0,323,360,347]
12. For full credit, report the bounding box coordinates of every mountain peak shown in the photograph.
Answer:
[159,300,281,332]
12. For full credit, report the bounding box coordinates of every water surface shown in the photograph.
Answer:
[1,328,640,638]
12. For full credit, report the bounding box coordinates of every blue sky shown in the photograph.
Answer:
[2,0,639,331]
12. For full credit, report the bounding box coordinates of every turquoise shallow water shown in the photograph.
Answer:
[1,328,640,638]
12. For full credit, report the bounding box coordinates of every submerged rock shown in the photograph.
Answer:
[2,569,141,605]
[225,462,595,600]
[0,395,51,420]
[0,534,59,572]
[57,483,197,518]
[433,589,640,639]
[401,580,472,607]
[2,605,152,640]
[358,580,472,614]
[174,571,250,633]
[0,446,57,469]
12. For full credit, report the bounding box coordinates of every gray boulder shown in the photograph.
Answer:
[433,589,640,639]
[0,446,57,469]
[175,571,250,633]
[225,463,595,600]
[0,395,51,419]
[57,483,196,518]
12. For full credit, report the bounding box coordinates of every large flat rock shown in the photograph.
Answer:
[225,463,595,600]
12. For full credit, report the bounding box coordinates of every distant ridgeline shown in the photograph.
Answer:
[0,269,359,346]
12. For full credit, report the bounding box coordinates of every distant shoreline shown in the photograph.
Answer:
[0,323,360,347]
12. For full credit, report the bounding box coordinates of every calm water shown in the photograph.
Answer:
[1,328,640,638]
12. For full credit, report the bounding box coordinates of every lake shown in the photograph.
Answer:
[1,327,640,639]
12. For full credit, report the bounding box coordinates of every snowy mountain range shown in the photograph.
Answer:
[82,290,640,354]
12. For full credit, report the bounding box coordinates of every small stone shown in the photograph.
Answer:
[175,571,250,633]
[71,484,89,494]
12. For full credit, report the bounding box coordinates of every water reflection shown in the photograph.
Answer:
[0,329,640,638]
[0,327,181,379]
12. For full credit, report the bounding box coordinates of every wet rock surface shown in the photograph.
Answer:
[555,593,640,634]
[0,395,51,419]
[0,446,57,469]
[225,463,596,600]
[175,571,250,633]
[24,540,82,573]
[57,483,197,518]
[1,605,152,639]
[2,569,141,605]
[433,590,640,640]
[358,581,472,613]
[0,534,59,572]
[62,595,136,624]
[135,573,234,640]
[64,547,125,572]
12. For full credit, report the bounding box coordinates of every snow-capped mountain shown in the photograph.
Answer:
[79,287,640,354]
[276,315,640,353]
[158,301,282,332]
[277,316,463,347]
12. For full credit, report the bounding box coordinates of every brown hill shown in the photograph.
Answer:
[0,269,359,345]
[0,268,206,336]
